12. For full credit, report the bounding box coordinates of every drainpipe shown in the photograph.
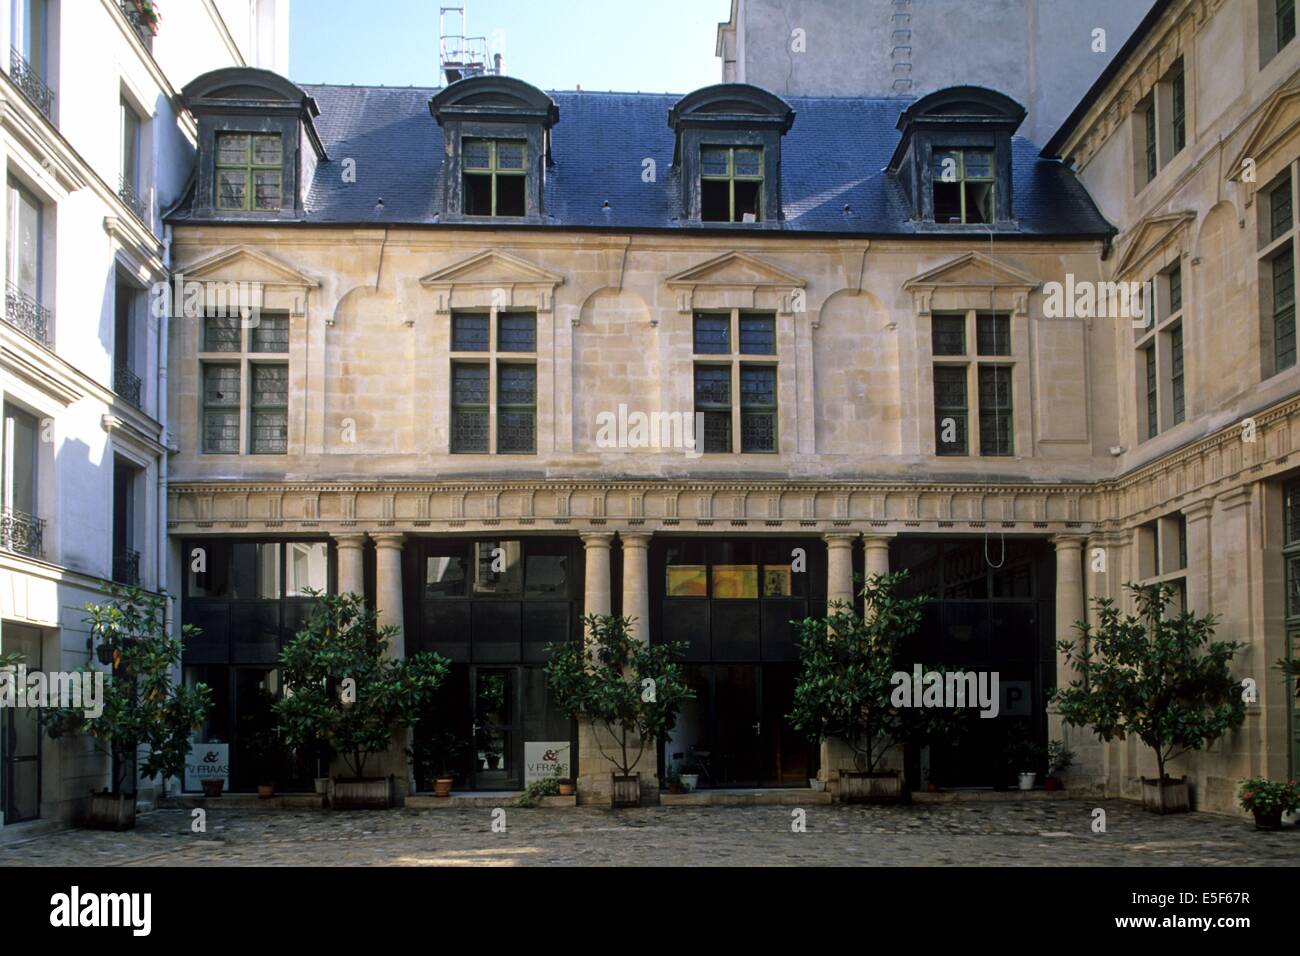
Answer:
[158,225,172,622]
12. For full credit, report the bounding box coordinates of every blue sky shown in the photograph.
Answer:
[289,0,732,92]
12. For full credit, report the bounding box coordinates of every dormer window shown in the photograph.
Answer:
[701,146,763,222]
[888,86,1025,228]
[429,76,559,223]
[462,138,526,217]
[181,68,325,219]
[216,133,283,211]
[932,147,995,224]
[668,84,794,227]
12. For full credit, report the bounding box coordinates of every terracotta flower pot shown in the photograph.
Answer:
[257,783,275,799]
[558,781,575,797]
[434,776,454,798]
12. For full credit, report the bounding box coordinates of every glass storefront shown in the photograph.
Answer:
[407,537,579,791]
[652,538,826,787]
[181,538,332,791]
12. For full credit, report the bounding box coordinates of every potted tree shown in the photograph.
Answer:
[1004,728,1046,790]
[408,731,463,798]
[1237,777,1300,830]
[787,572,962,803]
[273,592,449,810]
[247,729,283,798]
[1053,583,1246,814]
[42,585,212,830]
[544,614,692,807]
[1044,740,1074,791]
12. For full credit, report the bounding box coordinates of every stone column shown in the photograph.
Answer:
[371,533,405,659]
[821,532,860,787]
[577,532,615,805]
[1182,498,1214,615]
[334,533,366,599]
[824,533,857,607]
[1050,535,1087,777]
[620,532,652,642]
[862,534,893,581]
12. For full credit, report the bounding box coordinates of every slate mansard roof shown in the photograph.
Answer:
[168,81,1114,238]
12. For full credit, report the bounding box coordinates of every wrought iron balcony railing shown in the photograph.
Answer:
[3,282,52,347]
[118,176,149,223]
[9,47,54,120]
[118,1,155,51]
[0,508,44,559]
[115,363,143,408]
[113,548,141,586]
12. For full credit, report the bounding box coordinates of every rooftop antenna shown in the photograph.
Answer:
[439,5,499,85]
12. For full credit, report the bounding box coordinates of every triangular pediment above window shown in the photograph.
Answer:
[1228,80,1300,186]
[665,251,806,313]
[419,250,564,314]
[901,251,1040,316]
[1112,210,1195,279]
[181,245,320,288]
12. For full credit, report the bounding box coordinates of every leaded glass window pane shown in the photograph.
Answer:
[452,314,489,351]
[251,312,289,352]
[496,141,526,170]
[204,315,241,352]
[1171,326,1185,425]
[1275,247,1296,372]
[739,314,775,355]
[695,365,731,453]
[978,365,1013,456]
[976,313,1010,356]
[1281,0,1297,48]
[740,364,776,453]
[497,363,535,454]
[203,363,240,454]
[1171,68,1186,154]
[932,315,965,356]
[451,363,489,453]
[933,365,967,456]
[497,313,536,352]
[701,147,729,177]
[1168,266,1182,315]
[1286,480,1300,545]
[250,363,287,454]
[733,148,762,177]
[1144,345,1159,439]
[463,139,491,169]
[693,314,730,354]
[1271,175,1293,242]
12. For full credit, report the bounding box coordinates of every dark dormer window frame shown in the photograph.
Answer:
[181,68,326,221]
[668,84,795,228]
[888,86,1026,230]
[429,76,559,224]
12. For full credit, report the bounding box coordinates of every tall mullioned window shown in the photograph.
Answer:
[449,311,538,454]
[692,311,778,453]
[1135,263,1186,441]
[930,310,1015,457]
[199,311,290,454]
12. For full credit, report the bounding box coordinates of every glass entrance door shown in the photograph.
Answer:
[472,667,518,790]
[2,624,41,822]
[713,664,762,786]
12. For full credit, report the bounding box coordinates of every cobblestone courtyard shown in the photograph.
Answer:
[1,799,1297,866]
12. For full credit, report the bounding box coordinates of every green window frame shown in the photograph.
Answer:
[700,146,763,223]
[1170,326,1185,425]
[450,362,490,453]
[1280,0,1296,51]
[249,363,288,454]
[739,364,777,453]
[1168,265,1182,316]
[932,147,995,224]
[931,314,965,356]
[933,364,968,456]
[215,132,282,211]
[1170,66,1186,155]
[202,362,241,454]
[1274,245,1296,373]
[1143,344,1159,439]
[462,138,527,217]
[694,364,732,453]
[1270,174,1293,243]
[978,364,1013,457]
[496,363,536,454]
[976,312,1011,356]
[1144,103,1157,184]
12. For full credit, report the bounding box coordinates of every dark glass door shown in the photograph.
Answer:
[2,625,41,821]
[713,664,761,786]
[472,667,518,789]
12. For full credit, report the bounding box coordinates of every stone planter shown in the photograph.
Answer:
[85,791,137,831]
[1252,808,1284,831]
[838,770,906,804]
[1141,776,1190,814]
[331,776,396,810]
[611,772,641,808]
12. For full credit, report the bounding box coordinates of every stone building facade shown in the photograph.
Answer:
[159,0,1299,814]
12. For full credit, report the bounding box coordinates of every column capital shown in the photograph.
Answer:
[580,531,615,548]
[862,533,896,546]
[619,531,652,549]
[1217,486,1253,511]
[1182,498,1214,522]
[371,532,405,550]
[822,531,859,546]
[1050,534,1087,549]
[333,532,368,549]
